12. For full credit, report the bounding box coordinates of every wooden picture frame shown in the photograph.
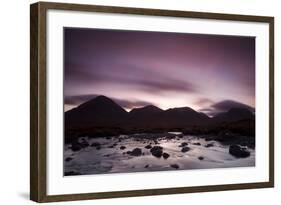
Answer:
[30,1,274,202]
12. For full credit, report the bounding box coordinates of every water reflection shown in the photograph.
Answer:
[64,134,255,176]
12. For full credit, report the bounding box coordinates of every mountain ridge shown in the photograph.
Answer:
[65,95,254,129]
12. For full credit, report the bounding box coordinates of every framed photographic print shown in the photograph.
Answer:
[30,1,274,202]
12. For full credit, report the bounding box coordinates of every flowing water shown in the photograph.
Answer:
[64,133,255,176]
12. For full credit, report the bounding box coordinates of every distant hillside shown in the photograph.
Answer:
[212,108,254,124]
[65,95,254,141]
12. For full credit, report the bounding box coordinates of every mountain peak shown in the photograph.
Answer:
[130,105,162,113]
[166,106,196,113]
[65,95,127,127]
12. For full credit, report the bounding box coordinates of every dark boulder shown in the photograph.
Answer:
[150,146,163,158]
[120,146,126,150]
[91,142,101,147]
[198,156,204,160]
[145,144,152,149]
[205,143,214,148]
[179,142,188,147]
[130,148,142,156]
[170,164,179,169]
[70,142,82,152]
[229,145,250,158]
[181,147,190,153]
[65,157,73,162]
[163,152,170,159]
[193,142,201,146]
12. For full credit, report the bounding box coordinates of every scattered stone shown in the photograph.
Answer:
[120,146,126,150]
[163,152,170,159]
[70,145,81,152]
[65,157,73,162]
[179,142,188,147]
[150,146,163,158]
[193,142,201,146]
[70,142,82,152]
[145,144,152,149]
[181,147,190,153]
[170,164,179,169]
[126,151,132,155]
[91,142,101,147]
[198,156,204,160]
[130,148,142,156]
[229,144,250,158]
[205,143,214,148]
[144,164,149,168]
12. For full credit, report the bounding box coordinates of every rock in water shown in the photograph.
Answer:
[205,143,214,148]
[91,142,101,147]
[198,156,204,160]
[120,146,126,150]
[70,141,82,152]
[229,145,250,158]
[163,152,170,159]
[181,147,190,153]
[179,142,188,147]
[170,164,179,169]
[130,148,142,156]
[145,144,152,149]
[150,146,163,158]
[65,157,73,162]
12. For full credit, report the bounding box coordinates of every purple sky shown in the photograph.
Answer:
[64,28,255,116]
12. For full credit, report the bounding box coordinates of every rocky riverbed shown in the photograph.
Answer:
[64,133,255,176]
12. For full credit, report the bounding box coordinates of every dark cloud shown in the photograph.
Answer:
[194,98,215,107]
[65,60,198,95]
[65,94,153,110]
[199,100,255,117]
[212,100,255,112]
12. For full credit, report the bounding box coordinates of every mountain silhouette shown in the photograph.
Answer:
[65,95,127,127]
[212,107,254,124]
[65,95,254,130]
